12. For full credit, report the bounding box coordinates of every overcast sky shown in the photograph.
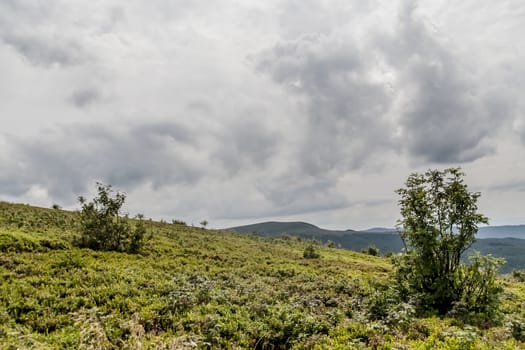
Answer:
[1,0,524,230]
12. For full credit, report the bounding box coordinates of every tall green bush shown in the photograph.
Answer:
[76,183,146,253]
[394,168,503,318]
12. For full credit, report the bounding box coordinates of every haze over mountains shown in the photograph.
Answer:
[476,225,525,239]
[228,221,525,239]
[228,222,525,273]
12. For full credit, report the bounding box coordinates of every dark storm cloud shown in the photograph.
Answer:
[258,0,513,169]
[377,1,507,163]
[257,34,395,177]
[1,122,206,203]
[489,180,525,193]
[1,33,89,67]
[212,118,280,175]
[0,179,32,199]
[0,1,91,68]
[68,88,102,108]
[255,175,350,216]
[250,0,524,218]
[0,117,284,203]
[253,29,397,211]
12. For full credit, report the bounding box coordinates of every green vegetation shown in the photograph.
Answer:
[1,174,525,348]
[362,245,380,257]
[76,183,146,253]
[231,222,525,273]
[303,243,320,259]
[395,168,504,319]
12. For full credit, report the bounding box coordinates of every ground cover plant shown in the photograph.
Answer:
[1,199,525,349]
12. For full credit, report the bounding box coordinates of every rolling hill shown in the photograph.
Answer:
[228,221,404,253]
[228,221,525,273]
[2,202,525,348]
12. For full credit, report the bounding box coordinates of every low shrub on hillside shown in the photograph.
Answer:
[0,231,69,253]
[511,269,525,282]
[362,245,380,256]
[303,244,320,259]
[75,183,146,253]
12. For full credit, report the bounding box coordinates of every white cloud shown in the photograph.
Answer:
[1,0,524,229]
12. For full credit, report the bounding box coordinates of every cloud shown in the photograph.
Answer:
[0,1,91,68]
[250,0,522,215]
[254,174,350,217]
[212,118,281,175]
[0,122,208,203]
[68,88,102,108]
[1,0,525,228]
[256,33,396,178]
[1,32,89,68]
[489,180,525,193]
[0,115,286,205]
[377,1,507,163]
[258,0,518,168]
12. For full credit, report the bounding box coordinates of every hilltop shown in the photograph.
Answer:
[227,221,345,236]
[1,202,525,349]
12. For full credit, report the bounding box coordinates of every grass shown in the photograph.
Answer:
[1,201,525,349]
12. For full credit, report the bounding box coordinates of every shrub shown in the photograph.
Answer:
[76,183,146,253]
[248,304,329,349]
[505,314,525,341]
[511,269,525,282]
[454,253,504,322]
[303,244,320,259]
[394,168,504,318]
[362,245,379,256]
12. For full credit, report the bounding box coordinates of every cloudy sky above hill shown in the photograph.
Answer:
[1,0,524,229]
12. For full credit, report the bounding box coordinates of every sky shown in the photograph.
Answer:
[1,0,524,230]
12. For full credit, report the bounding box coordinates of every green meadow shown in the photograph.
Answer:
[1,201,525,349]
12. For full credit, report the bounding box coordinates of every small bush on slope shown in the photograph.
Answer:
[303,243,320,259]
[76,183,146,253]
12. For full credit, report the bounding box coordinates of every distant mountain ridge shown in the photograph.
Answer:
[228,221,525,238]
[228,221,405,259]
[228,221,525,273]
[360,227,398,233]
[477,225,525,239]
[227,221,355,237]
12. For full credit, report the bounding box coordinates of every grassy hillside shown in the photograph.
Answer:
[229,222,525,273]
[228,222,404,254]
[2,202,525,349]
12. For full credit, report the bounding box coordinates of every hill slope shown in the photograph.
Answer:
[228,221,339,236]
[229,221,525,273]
[1,202,525,349]
[228,221,403,253]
